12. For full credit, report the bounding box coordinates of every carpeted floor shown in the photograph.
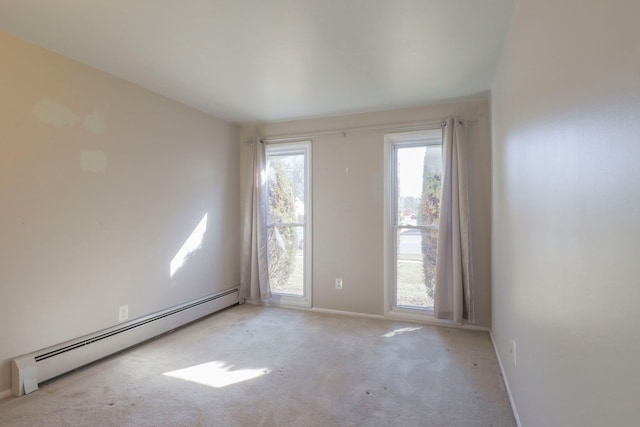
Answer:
[0,305,516,426]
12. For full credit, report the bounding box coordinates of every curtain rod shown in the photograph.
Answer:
[243,118,476,144]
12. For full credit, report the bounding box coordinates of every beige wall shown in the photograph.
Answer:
[0,32,240,392]
[491,0,640,424]
[242,97,492,326]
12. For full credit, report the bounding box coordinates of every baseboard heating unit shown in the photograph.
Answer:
[11,287,239,397]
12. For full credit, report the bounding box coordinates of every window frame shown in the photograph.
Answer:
[265,140,312,308]
[383,129,443,318]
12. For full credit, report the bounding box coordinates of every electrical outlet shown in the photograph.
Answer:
[118,305,129,322]
[335,278,343,289]
[510,340,517,366]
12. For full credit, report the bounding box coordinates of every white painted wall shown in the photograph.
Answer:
[242,97,492,325]
[491,0,640,424]
[0,32,240,393]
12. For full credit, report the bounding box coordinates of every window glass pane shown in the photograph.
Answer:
[267,154,305,224]
[265,142,310,305]
[268,225,304,296]
[396,145,442,227]
[396,228,437,308]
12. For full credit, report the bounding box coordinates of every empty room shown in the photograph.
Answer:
[1,1,638,426]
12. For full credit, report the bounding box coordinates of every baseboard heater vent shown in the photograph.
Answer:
[11,287,239,397]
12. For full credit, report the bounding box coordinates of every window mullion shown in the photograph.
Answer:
[396,225,439,231]
[267,222,304,227]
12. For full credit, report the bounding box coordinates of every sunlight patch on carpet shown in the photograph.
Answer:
[382,326,422,338]
[163,361,270,388]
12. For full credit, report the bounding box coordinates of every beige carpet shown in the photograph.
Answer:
[0,305,515,426]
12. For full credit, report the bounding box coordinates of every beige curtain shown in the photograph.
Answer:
[240,138,271,302]
[434,118,473,323]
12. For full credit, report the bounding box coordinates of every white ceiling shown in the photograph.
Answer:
[0,0,516,124]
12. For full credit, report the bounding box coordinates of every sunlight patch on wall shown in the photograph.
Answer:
[170,214,208,277]
[34,98,80,128]
[163,361,270,388]
[33,98,107,135]
[382,326,422,338]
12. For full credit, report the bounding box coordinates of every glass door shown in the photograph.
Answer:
[386,130,443,313]
[266,141,312,307]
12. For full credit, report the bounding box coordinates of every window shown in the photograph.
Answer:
[384,130,442,314]
[265,141,312,307]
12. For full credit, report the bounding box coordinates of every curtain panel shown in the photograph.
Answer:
[240,138,271,302]
[434,118,473,323]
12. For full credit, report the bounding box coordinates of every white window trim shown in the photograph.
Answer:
[265,141,312,308]
[383,129,442,320]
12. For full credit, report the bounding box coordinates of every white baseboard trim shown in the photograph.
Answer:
[253,302,385,320]
[255,303,490,331]
[309,307,386,320]
[490,331,522,427]
[0,389,12,400]
[250,302,387,320]
[386,310,490,331]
